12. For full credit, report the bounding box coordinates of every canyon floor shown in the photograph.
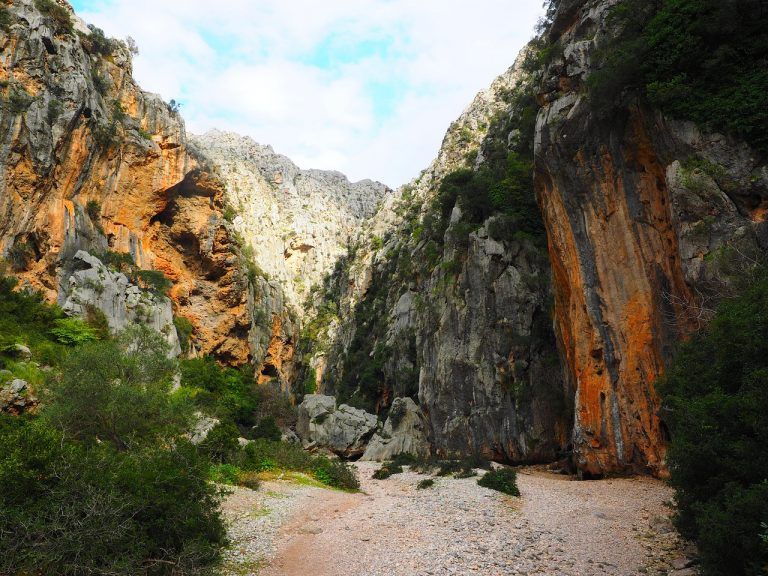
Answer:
[222,462,696,576]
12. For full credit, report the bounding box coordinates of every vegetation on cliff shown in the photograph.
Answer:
[590,0,768,154]
[661,266,768,575]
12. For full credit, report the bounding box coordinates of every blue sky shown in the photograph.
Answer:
[69,0,544,187]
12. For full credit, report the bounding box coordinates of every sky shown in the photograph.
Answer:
[69,0,544,188]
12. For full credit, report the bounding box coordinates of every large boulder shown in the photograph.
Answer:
[296,394,378,458]
[362,397,430,461]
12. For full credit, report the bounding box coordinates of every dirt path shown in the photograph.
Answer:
[226,463,695,576]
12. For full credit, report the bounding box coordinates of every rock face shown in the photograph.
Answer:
[308,54,572,464]
[296,394,378,458]
[59,250,180,354]
[190,130,390,313]
[362,397,430,461]
[535,0,768,475]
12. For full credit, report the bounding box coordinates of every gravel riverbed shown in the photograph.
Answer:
[223,462,696,576]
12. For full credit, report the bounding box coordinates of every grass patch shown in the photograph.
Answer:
[416,478,435,490]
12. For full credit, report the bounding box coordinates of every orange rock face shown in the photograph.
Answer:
[0,3,296,373]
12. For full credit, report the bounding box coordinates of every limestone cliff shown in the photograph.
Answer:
[305,55,573,464]
[0,0,292,379]
[189,130,389,314]
[535,0,768,476]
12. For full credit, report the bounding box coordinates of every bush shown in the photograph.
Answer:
[0,7,12,32]
[7,240,33,271]
[251,416,282,441]
[477,468,520,496]
[133,269,172,296]
[659,269,768,575]
[0,416,226,576]
[311,456,360,491]
[85,24,117,56]
[35,0,73,34]
[44,326,187,450]
[50,317,99,345]
[372,463,403,480]
[589,0,768,154]
[199,421,240,463]
[417,479,435,490]
[174,316,194,354]
[237,439,314,473]
[6,85,33,113]
[86,199,101,222]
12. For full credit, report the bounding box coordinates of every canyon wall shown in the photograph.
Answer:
[535,0,768,475]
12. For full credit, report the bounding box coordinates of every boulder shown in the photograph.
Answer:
[0,379,37,415]
[296,394,378,458]
[362,397,430,461]
[189,414,220,445]
[11,344,32,359]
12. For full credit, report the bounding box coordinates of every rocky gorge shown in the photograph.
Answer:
[1,0,766,478]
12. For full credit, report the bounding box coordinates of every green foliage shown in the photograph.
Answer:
[174,316,194,354]
[417,478,435,490]
[590,0,768,154]
[659,269,768,575]
[46,98,63,124]
[372,463,403,480]
[0,6,12,32]
[237,439,314,473]
[91,70,110,95]
[311,456,360,491]
[0,272,66,367]
[132,269,172,295]
[6,84,33,113]
[199,421,241,463]
[302,367,318,395]
[477,468,520,496]
[92,119,120,149]
[50,317,99,345]
[44,326,185,450]
[85,24,118,56]
[86,198,101,222]
[0,416,225,576]
[97,249,135,272]
[208,463,241,486]
[35,0,73,34]
[251,416,281,441]
[179,356,258,430]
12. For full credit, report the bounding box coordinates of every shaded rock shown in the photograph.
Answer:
[281,428,301,445]
[59,251,181,356]
[362,397,430,461]
[296,395,378,458]
[10,344,32,360]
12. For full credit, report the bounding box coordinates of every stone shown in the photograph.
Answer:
[189,414,220,445]
[11,344,32,359]
[362,397,430,461]
[296,395,378,458]
[281,428,301,445]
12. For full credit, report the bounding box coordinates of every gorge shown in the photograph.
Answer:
[1,0,767,574]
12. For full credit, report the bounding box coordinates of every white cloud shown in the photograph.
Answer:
[75,0,544,187]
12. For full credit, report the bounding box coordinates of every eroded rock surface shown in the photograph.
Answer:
[362,397,430,461]
[296,394,378,458]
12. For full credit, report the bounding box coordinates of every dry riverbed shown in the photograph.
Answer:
[222,462,696,576]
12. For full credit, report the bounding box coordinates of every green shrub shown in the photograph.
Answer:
[417,478,435,490]
[251,416,281,441]
[372,463,403,480]
[209,463,241,486]
[91,70,110,95]
[133,269,172,296]
[44,326,187,450]
[86,199,101,222]
[92,120,120,149]
[6,85,33,113]
[659,269,768,575]
[50,317,99,345]
[85,24,117,56]
[237,439,314,473]
[589,0,768,154]
[0,7,12,32]
[34,0,73,34]
[477,468,520,496]
[0,416,226,576]
[199,422,240,463]
[83,305,111,340]
[179,356,258,428]
[174,316,194,354]
[46,98,63,124]
[311,456,359,491]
